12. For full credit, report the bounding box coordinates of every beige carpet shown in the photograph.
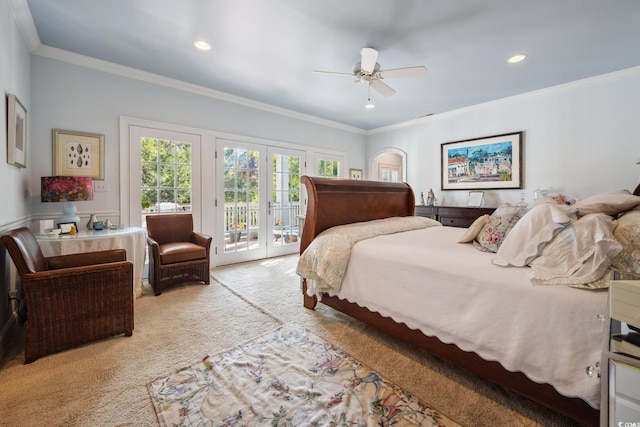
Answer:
[0,254,581,426]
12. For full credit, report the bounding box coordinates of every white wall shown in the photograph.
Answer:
[0,0,31,229]
[29,55,367,222]
[366,67,640,208]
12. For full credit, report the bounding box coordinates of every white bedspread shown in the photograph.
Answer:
[319,226,607,408]
[297,216,441,295]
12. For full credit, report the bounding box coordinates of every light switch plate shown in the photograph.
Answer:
[94,181,108,192]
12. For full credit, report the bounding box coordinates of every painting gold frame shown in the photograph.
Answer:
[52,129,105,180]
[7,94,27,168]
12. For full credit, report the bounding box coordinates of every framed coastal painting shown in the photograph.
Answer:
[7,94,27,168]
[441,131,523,191]
[52,129,105,180]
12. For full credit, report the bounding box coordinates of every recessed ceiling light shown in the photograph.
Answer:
[365,102,375,109]
[194,40,211,51]
[508,54,527,64]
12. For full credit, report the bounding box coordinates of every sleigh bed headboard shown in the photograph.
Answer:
[300,176,415,253]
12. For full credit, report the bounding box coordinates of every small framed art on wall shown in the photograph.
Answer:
[7,94,27,168]
[52,129,105,180]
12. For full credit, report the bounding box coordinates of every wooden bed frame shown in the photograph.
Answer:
[299,175,601,426]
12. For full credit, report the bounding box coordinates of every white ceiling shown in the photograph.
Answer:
[18,0,640,130]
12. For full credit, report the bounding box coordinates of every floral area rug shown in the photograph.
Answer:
[147,323,459,426]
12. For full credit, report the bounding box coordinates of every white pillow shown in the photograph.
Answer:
[573,190,640,217]
[457,214,490,243]
[492,204,572,267]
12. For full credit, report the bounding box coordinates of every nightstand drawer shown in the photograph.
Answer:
[611,280,640,329]
[439,216,474,228]
[414,206,494,228]
[611,361,640,423]
[414,206,436,219]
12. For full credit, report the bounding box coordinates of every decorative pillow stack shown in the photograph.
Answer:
[456,189,640,289]
[472,204,528,253]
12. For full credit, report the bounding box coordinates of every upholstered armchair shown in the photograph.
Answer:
[1,227,134,363]
[145,214,212,296]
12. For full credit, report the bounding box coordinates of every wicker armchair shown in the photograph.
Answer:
[146,214,212,296]
[1,227,134,363]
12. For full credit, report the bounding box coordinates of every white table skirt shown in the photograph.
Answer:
[37,227,147,298]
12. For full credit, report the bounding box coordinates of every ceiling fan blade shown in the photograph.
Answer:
[370,79,396,97]
[312,70,354,77]
[360,48,379,74]
[379,66,427,79]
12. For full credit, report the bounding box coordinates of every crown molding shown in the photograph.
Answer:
[368,65,640,135]
[32,44,366,135]
[8,0,40,51]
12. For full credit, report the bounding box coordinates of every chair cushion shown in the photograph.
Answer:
[159,242,207,264]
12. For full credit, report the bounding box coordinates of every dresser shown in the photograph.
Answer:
[414,205,495,228]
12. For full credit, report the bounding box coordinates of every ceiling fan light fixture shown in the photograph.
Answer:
[194,40,211,51]
[508,53,527,63]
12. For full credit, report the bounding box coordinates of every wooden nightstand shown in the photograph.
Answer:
[414,205,495,228]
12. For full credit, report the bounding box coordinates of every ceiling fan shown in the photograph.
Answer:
[313,48,427,97]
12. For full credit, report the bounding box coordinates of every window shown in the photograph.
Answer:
[313,152,343,178]
[141,137,193,220]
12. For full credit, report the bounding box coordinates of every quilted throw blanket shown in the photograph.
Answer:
[297,216,440,296]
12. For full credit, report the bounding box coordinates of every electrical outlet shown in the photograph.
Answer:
[94,181,108,192]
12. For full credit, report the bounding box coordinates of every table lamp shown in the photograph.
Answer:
[41,176,94,226]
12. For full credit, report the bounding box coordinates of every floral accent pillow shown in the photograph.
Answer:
[473,204,528,253]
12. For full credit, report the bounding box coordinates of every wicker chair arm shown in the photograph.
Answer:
[24,260,133,282]
[147,236,161,255]
[46,249,127,270]
[191,232,212,249]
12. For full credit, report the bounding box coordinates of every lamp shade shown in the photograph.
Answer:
[41,176,93,202]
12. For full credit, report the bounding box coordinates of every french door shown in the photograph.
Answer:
[215,139,304,265]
